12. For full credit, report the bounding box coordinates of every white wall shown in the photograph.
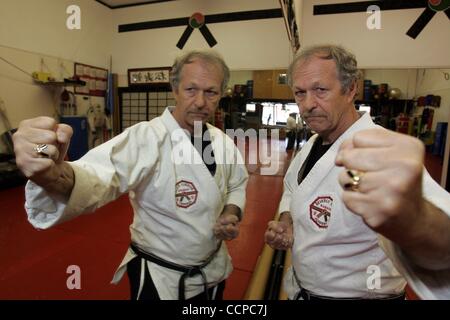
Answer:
[111,0,292,78]
[0,0,112,152]
[363,69,417,99]
[415,69,450,188]
[362,68,450,131]
[0,46,70,130]
[415,68,450,131]
[229,70,254,87]
[0,0,112,68]
[301,0,450,68]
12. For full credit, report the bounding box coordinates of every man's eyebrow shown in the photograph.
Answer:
[310,81,324,87]
[205,87,219,91]
[183,82,219,90]
[295,81,323,90]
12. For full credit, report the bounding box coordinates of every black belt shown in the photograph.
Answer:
[130,242,221,300]
[296,287,405,301]
[292,267,405,301]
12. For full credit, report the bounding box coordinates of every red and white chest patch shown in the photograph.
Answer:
[309,196,333,229]
[175,180,198,208]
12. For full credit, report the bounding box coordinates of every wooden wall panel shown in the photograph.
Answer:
[253,70,273,99]
[271,69,293,100]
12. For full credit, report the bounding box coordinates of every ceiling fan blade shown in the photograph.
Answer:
[176,26,193,49]
[406,7,436,39]
[314,1,376,15]
[314,0,427,15]
[119,9,281,33]
[199,25,218,47]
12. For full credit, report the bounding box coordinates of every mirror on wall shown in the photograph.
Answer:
[358,69,449,134]
[355,68,449,186]
[226,68,450,188]
[227,68,449,142]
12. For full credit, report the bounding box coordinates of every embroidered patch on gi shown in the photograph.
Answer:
[175,180,198,208]
[309,196,333,229]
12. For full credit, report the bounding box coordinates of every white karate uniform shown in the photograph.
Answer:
[280,112,450,299]
[24,107,248,299]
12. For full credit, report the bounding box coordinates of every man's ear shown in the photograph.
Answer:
[346,81,358,103]
[172,87,179,100]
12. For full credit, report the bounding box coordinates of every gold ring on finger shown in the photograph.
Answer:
[345,169,364,191]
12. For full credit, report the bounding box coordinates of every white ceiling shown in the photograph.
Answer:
[97,0,176,9]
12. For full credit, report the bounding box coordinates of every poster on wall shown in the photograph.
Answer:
[74,63,108,96]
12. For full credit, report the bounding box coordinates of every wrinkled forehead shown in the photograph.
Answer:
[293,55,338,81]
[177,58,224,91]
[295,53,336,70]
[181,57,222,76]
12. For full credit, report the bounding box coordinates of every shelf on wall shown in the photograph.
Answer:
[34,78,86,87]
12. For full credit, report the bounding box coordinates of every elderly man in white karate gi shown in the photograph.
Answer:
[265,45,450,300]
[13,50,248,300]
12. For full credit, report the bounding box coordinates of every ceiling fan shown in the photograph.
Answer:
[314,0,450,39]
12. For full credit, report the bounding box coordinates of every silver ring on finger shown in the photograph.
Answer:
[33,144,50,158]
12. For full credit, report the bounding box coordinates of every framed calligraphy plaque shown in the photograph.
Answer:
[128,67,171,86]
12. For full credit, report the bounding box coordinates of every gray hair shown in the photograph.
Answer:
[169,50,230,94]
[287,44,362,94]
